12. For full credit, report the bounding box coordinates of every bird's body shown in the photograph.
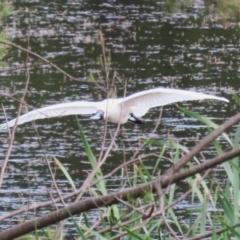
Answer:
[0,88,229,129]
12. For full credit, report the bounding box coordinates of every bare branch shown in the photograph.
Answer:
[0,40,94,83]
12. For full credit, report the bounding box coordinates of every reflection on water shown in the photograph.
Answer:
[0,0,235,230]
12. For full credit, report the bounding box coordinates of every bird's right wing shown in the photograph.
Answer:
[120,88,229,117]
[0,101,101,129]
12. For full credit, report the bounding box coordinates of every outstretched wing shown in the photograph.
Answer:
[0,101,101,129]
[121,88,229,117]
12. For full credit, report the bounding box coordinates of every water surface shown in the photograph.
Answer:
[0,0,237,232]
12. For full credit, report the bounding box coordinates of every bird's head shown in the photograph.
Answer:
[89,111,105,121]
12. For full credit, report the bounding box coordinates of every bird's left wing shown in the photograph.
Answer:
[120,88,229,117]
[0,101,101,129]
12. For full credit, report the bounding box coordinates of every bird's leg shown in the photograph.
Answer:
[128,113,146,124]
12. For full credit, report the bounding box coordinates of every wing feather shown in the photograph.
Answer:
[0,101,101,129]
[121,88,229,117]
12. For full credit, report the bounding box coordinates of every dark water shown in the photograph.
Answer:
[0,0,237,232]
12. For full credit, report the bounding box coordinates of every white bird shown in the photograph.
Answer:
[0,88,228,129]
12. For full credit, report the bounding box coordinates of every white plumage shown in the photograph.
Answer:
[0,88,229,129]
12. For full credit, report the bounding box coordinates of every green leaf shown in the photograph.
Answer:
[54,157,76,192]
[232,123,240,224]
[178,106,232,146]
[232,94,240,105]
[71,216,88,240]
[81,223,108,240]
[145,139,200,164]
[34,224,39,240]
[83,213,91,228]
[218,192,234,223]
[153,145,166,175]
[119,224,144,240]
[76,117,107,195]
[221,221,240,238]
[211,224,217,240]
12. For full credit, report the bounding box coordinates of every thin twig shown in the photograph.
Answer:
[0,39,31,189]
[0,40,93,83]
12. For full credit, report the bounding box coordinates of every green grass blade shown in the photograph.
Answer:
[81,224,108,240]
[76,117,96,166]
[54,157,76,192]
[119,224,144,240]
[232,123,240,224]
[211,224,217,240]
[221,221,240,238]
[83,213,91,228]
[76,117,107,195]
[139,160,152,182]
[218,192,234,223]
[232,93,240,105]
[41,228,54,239]
[68,211,88,240]
[34,225,39,240]
[99,211,112,239]
[200,197,207,233]
[153,145,166,175]
[167,208,184,235]
[178,106,232,146]
[76,118,120,220]
[145,139,200,164]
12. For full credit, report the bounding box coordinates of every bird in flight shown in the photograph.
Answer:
[0,88,229,129]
